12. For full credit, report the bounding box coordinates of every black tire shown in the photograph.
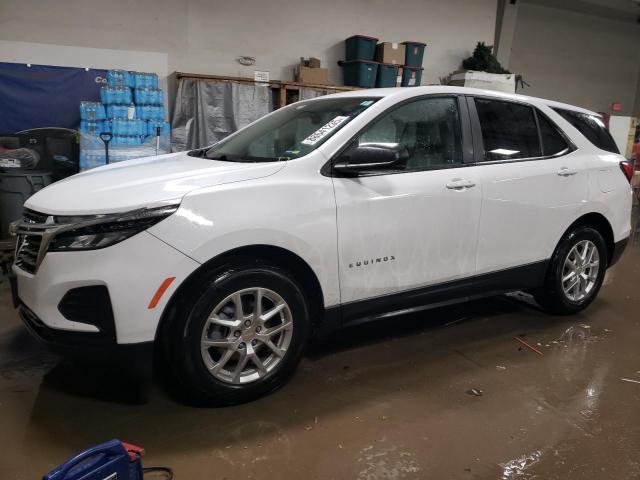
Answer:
[162,260,311,406]
[534,226,608,315]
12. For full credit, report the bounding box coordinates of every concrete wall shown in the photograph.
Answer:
[0,0,496,88]
[507,2,640,116]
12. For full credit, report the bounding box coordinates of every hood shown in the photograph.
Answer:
[25,151,286,215]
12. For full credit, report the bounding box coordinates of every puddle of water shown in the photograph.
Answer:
[500,450,543,479]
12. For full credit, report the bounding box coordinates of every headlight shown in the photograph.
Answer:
[48,204,178,252]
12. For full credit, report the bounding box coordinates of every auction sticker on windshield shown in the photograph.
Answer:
[301,116,350,146]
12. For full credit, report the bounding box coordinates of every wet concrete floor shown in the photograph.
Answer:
[1,226,639,479]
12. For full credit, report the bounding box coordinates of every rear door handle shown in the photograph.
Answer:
[446,179,476,190]
[557,167,578,177]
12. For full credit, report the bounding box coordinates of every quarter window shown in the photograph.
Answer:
[474,98,541,161]
[552,108,619,154]
[537,112,570,156]
[355,96,463,171]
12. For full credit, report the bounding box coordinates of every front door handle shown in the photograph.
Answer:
[446,178,476,190]
[557,167,578,177]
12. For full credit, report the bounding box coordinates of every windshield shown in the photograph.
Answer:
[193,97,380,162]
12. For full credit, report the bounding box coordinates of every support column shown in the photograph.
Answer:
[494,0,519,70]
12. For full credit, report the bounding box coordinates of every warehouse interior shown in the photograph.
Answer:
[1,0,640,478]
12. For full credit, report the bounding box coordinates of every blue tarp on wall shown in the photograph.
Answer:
[0,62,108,133]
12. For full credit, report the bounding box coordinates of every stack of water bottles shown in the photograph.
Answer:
[79,69,171,171]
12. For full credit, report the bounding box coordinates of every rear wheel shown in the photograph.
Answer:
[163,261,310,406]
[534,226,607,315]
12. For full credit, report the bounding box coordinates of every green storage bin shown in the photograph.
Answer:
[401,66,423,87]
[342,60,379,88]
[345,35,379,61]
[375,63,399,88]
[402,41,427,67]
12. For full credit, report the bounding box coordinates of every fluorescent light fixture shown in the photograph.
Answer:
[490,148,520,156]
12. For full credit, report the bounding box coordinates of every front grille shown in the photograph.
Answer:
[12,209,51,274]
[15,234,42,274]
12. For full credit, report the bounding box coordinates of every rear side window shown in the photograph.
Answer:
[537,112,570,156]
[552,108,619,154]
[474,98,541,161]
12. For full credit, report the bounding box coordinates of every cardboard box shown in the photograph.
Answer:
[448,70,515,93]
[308,57,321,68]
[375,42,406,65]
[299,57,321,68]
[295,65,329,85]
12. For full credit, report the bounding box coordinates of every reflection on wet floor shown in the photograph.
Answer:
[0,206,638,479]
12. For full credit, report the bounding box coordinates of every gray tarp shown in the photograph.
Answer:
[171,79,337,152]
[299,87,332,101]
[171,78,273,151]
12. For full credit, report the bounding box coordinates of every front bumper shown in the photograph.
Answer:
[13,231,200,345]
[19,302,156,376]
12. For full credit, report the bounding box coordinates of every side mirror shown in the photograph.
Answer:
[333,143,408,173]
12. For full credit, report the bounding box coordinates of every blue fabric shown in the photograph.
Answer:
[0,62,108,133]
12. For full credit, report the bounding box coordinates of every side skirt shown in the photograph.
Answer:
[318,260,548,336]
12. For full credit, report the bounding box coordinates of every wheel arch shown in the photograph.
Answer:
[155,244,327,343]
[560,212,615,264]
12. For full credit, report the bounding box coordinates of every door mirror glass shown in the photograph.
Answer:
[334,142,409,171]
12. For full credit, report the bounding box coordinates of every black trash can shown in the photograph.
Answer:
[0,171,52,239]
[13,128,79,181]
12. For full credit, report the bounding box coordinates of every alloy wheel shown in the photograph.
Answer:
[200,287,294,384]
[561,240,600,302]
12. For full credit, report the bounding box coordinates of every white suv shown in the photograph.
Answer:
[10,87,633,405]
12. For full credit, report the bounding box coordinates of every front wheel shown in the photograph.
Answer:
[163,261,311,406]
[534,226,607,315]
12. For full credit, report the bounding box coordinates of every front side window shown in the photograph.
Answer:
[474,98,541,161]
[194,97,380,162]
[552,108,619,154]
[352,96,463,171]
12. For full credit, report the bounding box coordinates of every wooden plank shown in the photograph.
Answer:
[175,72,360,92]
[279,85,287,109]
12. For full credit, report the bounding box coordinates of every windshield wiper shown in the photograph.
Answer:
[188,148,207,158]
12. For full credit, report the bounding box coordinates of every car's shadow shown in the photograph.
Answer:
[34,292,546,405]
[16,290,589,460]
[307,292,546,359]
